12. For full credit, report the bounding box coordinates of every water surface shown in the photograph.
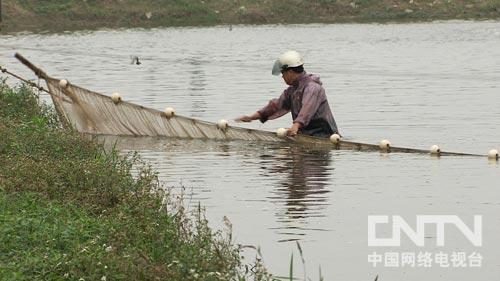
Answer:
[1,21,500,280]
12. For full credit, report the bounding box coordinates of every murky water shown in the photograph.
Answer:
[1,21,500,280]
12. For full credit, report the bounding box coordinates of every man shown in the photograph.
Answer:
[235,50,339,138]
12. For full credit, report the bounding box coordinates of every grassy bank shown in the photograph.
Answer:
[0,82,272,280]
[1,0,499,34]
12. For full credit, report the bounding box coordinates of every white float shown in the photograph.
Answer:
[59,79,68,88]
[330,133,341,144]
[379,139,391,151]
[164,107,175,118]
[111,92,122,104]
[430,145,441,155]
[276,128,288,138]
[217,119,228,130]
[488,149,499,160]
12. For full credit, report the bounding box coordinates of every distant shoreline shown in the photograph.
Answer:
[1,0,499,34]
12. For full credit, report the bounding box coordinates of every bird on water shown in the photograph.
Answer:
[130,56,141,65]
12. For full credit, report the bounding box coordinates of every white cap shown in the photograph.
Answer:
[272,50,304,76]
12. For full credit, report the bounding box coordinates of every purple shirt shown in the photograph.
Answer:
[258,73,339,137]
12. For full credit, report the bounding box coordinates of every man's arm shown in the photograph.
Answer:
[286,84,324,136]
[235,90,290,123]
[235,111,261,122]
[293,84,324,128]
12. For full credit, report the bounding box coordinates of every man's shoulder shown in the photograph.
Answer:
[302,73,323,86]
[303,79,324,94]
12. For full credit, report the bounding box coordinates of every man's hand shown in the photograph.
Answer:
[234,115,253,122]
[234,112,261,123]
[288,122,302,136]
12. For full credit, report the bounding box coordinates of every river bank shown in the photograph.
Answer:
[0,0,499,34]
[0,82,273,280]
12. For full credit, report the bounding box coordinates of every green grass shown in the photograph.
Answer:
[0,81,274,280]
[1,0,499,33]
[0,191,113,280]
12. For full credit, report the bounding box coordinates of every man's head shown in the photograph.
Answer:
[272,50,305,85]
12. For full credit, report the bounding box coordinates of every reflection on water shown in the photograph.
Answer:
[264,146,332,240]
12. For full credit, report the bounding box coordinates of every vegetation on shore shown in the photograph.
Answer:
[0,81,273,280]
[1,0,499,34]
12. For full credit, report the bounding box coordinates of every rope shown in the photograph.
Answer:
[0,64,51,95]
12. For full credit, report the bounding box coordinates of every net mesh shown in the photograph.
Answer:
[45,78,283,142]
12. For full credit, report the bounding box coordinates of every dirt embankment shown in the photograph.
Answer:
[1,0,499,34]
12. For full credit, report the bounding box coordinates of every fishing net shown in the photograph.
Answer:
[45,77,284,142]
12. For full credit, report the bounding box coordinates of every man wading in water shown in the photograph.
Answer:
[235,50,339,138]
